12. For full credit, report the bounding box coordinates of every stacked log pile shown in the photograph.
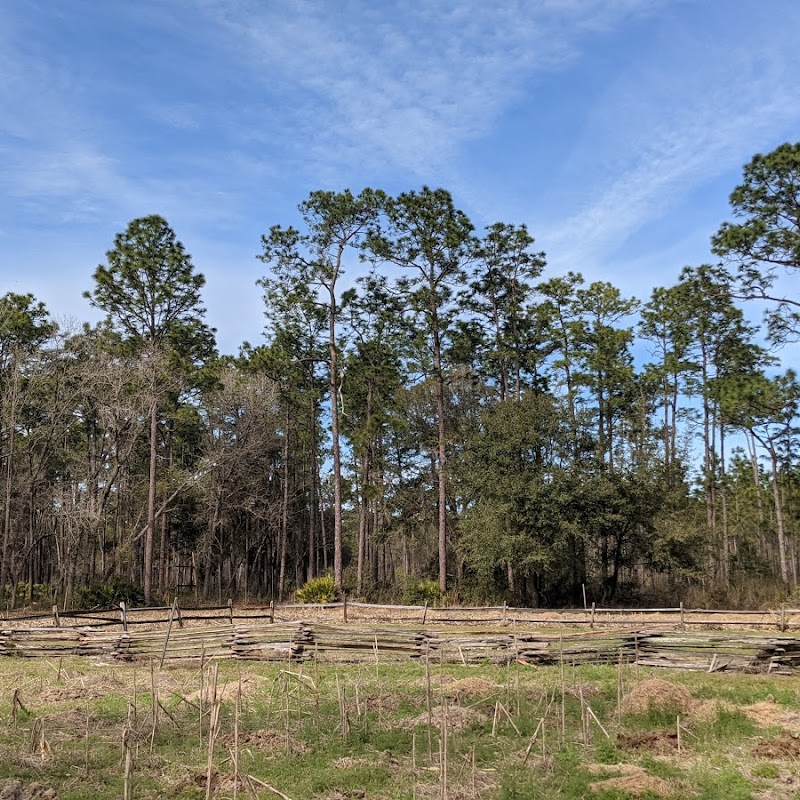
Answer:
[309,624,432,661]
[231,623,309,660]
[514,630,638,665]
[113,625,234,661]
[0,627,82,657]
[633,632,800,674]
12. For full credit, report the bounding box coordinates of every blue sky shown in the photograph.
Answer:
[2,0,799,356]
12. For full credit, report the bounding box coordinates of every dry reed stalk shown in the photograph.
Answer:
[149,658,158,754]
[233,676,241,800]
[412,731,417,800]
[296,663,303,727]
[84,700,90,776]
[246,775,294,800]
[585,705,610,739]
[522,717,545,764]
[284,671,290,755]
[559,635,565,746]
[122,722,134,800]
[335,672,349,740]
[11,688,26,728]
[498,702,521,736]
[199,647,206,746]
[204,664,220,800]
[579,685,588,745]
[440,695,448,800]
[425,654,433,763]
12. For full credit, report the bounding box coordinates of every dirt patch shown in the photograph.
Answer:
[40,686,106,702]
[589,772,673,796]
[355,692,404,713]
[175,770,245,794]
[744,698,800,733]
[404,704,487,731]
[0,779,58,799]
[618,730,680,755]
[224,728,311,755]
[754,732,800,759]
[621,679,694,715]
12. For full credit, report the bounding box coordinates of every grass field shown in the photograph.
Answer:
[0,653,799,799]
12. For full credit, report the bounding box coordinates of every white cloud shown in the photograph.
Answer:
[539,6,800,276]
[200,0,667,178]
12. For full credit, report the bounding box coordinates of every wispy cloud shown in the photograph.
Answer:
[539,6,800,277]
[200,0,666,180]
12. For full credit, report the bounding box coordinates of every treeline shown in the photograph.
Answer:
[1,143,799,609]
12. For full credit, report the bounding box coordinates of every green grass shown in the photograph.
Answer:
[0,658,797,798]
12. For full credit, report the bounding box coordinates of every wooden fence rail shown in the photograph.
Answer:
[4,599,800,631]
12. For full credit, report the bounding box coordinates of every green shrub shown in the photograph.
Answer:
[74,578,145,609]
[404,578,443,606]
[3,582,52,604]
[295,575,338,604]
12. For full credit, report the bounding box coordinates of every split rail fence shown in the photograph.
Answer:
[2,600,800,673]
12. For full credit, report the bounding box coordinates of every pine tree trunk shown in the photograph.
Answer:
[143,401,157,604]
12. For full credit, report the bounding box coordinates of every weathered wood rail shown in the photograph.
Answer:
[2,620,800,674]
[7,599,800,631]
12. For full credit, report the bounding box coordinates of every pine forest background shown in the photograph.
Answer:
[2,143,800,611]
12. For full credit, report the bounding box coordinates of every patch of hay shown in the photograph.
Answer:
[589,773,673,796]
[333,752,398,769]
[754,732,800,760]
[442,677,496,700]
[0,779,59,800]
[585,763,651,776]
[744,698,800,733]
[620,679,693,716]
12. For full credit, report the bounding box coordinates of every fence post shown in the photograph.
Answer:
[269,600,274,624]
[174,597,183,629]
[52,605,60,628]
[119,601,128,632]
[227,598,234,625]
[502,602,507,625]
[422,600,429,625]
[343,593,348,624]
[680,602,685,630]
[591,602,596,629]
[780,603,786,632]
[161,600,176,668]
